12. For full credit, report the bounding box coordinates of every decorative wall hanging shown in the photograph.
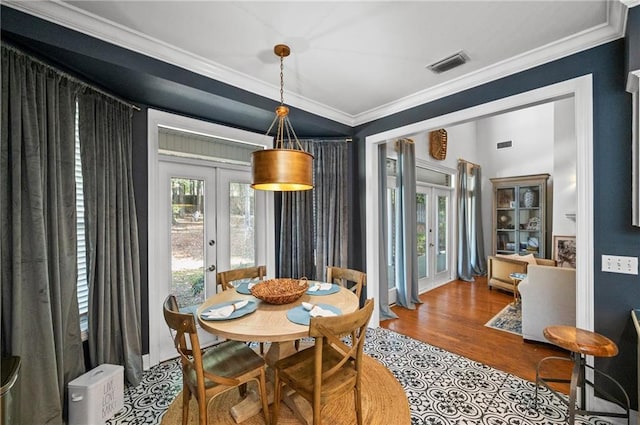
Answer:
[429,129,448,160]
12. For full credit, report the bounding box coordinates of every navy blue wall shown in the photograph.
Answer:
[354,38,640,404]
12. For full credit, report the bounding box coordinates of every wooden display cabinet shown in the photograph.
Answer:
[490,174,550,258]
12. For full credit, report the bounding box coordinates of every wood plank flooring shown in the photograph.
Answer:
[381,276,571,392]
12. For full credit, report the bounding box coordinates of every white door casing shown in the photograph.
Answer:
[147,109,274,367]
[366,75,593,334]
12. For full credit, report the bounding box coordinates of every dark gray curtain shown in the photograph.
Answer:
[78,93,143,385]
[457,161,487,281]
[378,144,398,319]
[279,187,314,278]
[1,45,85,424]
[395,139,421,309]
[279,139,348,281]
[310,140,348,281]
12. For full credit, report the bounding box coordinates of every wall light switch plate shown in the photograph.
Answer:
[601,255,639,275]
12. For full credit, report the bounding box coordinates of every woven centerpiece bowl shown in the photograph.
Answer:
[250,278,309,305]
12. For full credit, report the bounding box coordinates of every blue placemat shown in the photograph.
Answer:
[235,282,257,295]
[306,283,340,296]
[286,304,342,326]
[200,300,257,321]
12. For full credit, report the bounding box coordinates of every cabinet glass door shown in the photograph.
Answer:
[496,187,516,254]
[518,185,542,256]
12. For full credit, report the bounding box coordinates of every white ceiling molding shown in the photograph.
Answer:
[4,0,627,128]
[354,0,626,126]
[3,0,352,126]
[619,0,640,8]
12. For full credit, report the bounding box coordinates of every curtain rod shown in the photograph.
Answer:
[309,137,352,142]
[299,138,352,143]
[458,158,481,168]
[2,42,141,112]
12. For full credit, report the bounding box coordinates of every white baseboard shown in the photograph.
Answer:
[590,394,636,425]
[142,354,151,371]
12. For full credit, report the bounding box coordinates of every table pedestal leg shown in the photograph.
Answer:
[230,388,269,423]
[266,341,314,425]
[264,341,297,367]
[228,341,313,424]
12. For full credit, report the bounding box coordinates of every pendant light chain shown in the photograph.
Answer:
[280,53,285,105]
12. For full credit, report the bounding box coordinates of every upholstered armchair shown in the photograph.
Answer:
[487,255,556,294]
[518,265,576,343]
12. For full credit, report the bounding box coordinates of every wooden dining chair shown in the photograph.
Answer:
[272,299,374,425]
[163,295,270,425]
[326,266,367,299]
[217,265,267,354]
[217,265,266,291]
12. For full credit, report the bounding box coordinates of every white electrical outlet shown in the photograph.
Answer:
[601,255,639,275]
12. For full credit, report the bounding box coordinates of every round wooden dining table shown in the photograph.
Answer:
[197,284,358,344]
[196,283,360,424]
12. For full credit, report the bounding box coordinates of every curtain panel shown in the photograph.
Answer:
[1,44,85,424]
[456,161,487,281]
[278,139,348,282]
[394,139,421,309]
[377,145,399,319]
[310,140,348,281]
[78,93,143,385]
[279,187,314,279]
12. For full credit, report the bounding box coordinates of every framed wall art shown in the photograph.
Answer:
[553,235,576,268]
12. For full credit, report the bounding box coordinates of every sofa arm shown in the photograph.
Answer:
[487,256,528,287]
[535,258,557,267]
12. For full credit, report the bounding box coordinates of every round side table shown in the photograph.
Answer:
[508,272,527,303]
[534,325,630,424]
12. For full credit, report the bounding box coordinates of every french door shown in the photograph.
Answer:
[387,182,452,304]
[416,186,451,293]
[150,159,269,364]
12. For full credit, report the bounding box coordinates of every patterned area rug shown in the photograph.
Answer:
[107,327,613,425]
[485,302,522,335]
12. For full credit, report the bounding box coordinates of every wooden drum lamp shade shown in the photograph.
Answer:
[251,44,314,191]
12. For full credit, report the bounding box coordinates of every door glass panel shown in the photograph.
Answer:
[436,194,448,273]
[229,182,255,268]
[417,192,428,279]
[170,177,205,307]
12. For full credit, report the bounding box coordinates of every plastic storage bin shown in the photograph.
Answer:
[0,356,21,425]
[68,364,124,425]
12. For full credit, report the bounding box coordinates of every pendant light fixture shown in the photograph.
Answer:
[251,44,314,191]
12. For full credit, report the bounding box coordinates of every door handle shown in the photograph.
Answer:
[208,265,216,272]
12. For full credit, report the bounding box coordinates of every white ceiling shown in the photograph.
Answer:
[6,1,629,126]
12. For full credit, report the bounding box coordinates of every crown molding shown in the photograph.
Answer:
[5,0,627,128]
[3,0,353,126]
[620,0,639,8]
[353,0,627,126]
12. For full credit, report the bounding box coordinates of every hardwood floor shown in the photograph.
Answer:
[381,276,571,392]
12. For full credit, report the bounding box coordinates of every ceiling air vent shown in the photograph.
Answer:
[497,140,513,149]
[427,51,469,74]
